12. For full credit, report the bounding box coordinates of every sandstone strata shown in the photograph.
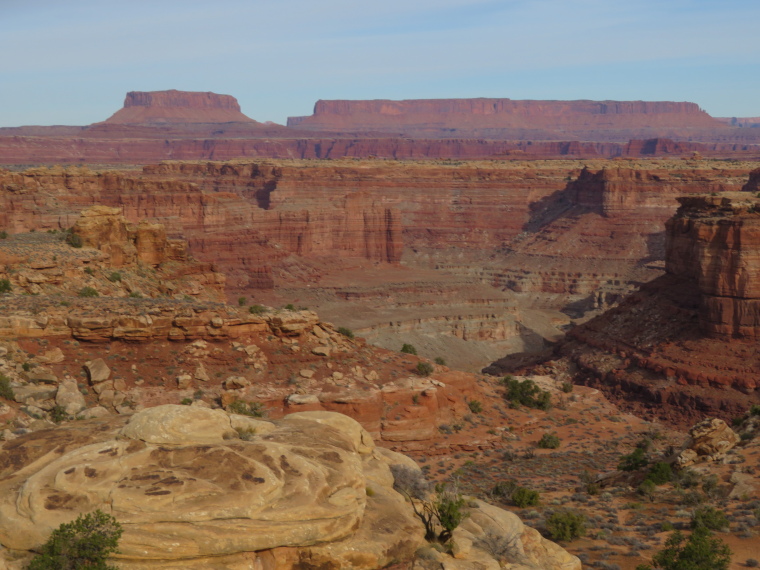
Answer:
[101,90,256,125]
[666,193,760,338]
[0,407,579,569]
[2,92,760,164]
[544,188,760,425]
[288,98,725,142]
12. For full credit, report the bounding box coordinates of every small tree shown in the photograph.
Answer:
[390,464,467,543]
[27,510,122,570]
[691,506,729,532]
[77,287,99,298]
[401,343,417,355]
[647,526,732,570]
[0,373,14,400]
[502,377,551,410]
[416,362,434,377]
[647,462,673,485]
[618,447,648,471]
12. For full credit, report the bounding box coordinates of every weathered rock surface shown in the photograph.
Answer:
[675,418,741,467]
[666,193,760,338]
[0,407,579,569]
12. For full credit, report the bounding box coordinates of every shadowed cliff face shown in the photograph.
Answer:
[530,188,760,427]
[666,194,760,339]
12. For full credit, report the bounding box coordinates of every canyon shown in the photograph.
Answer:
[2,157,758,373]
[2,86,760,565]
[0,203,758,569]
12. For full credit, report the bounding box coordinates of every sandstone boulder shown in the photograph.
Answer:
[54,380,85,416]
[267,310,319,337]
[676,418,740,467]
[84,358,111,384]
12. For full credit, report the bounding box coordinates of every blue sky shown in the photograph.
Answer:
[1,0,758,126]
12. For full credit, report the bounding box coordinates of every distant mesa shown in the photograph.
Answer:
[101,89,257,125]
[287,98,725,140]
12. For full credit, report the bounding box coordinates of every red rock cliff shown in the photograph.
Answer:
[288,98,724,140]
[102,90,256,124]
[666,193,760,338]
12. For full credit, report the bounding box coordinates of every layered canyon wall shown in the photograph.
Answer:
[547,186,760,425]
[2,158,759,373]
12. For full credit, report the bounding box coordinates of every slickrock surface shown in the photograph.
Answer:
[0,407,580,569]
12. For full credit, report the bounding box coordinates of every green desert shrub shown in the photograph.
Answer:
[644,526,732,570]
[0,374,14,400]
[511,486,540,508]
[468,400,483,414]
[416,362,434,377]
[691,506,729,532]
[228,400,265,418]
[618,447,648,472]
[401,343,417,355]
[65,232,83,248]
[537,432,561,449]
[77,287,99,298]
[502,377,551,410]
[337,327,354,339]
[0,279,11,293]
[26,509,123,570]
[492,479,518,499]
[107,272,122,282]
[646,462,673,485]
[248,304,265,315]
[546,510,586,542]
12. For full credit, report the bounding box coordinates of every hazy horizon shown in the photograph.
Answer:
[2,0,759,127]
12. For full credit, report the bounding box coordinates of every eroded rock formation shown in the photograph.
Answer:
[667,193,760,338]
[0,407,580,569]
[542,187,760,425]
